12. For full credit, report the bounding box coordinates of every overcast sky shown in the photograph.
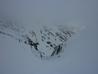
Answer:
[0,0,98,74]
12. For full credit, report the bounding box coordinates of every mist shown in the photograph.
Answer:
[0,0,98,74]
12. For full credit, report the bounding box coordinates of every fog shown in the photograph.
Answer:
[0,0,98,74]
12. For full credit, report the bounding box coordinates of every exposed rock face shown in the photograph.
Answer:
[0,19,75,59]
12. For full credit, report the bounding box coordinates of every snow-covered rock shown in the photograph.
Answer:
[0,19,77,60]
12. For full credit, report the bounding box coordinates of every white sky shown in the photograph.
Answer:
[0,0,98,74]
